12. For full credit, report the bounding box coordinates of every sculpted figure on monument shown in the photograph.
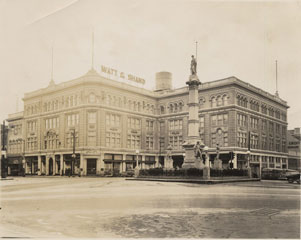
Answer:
[194,141,202,158]
[167,144,173,160]
[190,55,197,75]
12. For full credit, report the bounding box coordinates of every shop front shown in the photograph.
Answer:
[7,157,23,176]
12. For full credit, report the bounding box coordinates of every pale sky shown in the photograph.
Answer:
[0,0,300,128]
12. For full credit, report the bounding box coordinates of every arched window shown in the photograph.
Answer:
[160,106,165,114]
[211,97,216,107]
[65,97,69,108]
[222,95,228,106]
[217,96,222,106]
[89,93,96,103]
[179,102,183,112]
[243,97,248,108]
[169,104,174,113]
[138,102,141,112]
[174,103,178,113]
[70,96,74,107]
[151,105,155,114]
[199,98,205,109]
[128,100,132,110]
[108,95,112,105]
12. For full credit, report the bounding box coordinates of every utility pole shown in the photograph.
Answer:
[275,60,279,97]
[1,121,7,178]
[71,129,76,176]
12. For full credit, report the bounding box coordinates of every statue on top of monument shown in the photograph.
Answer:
[190,55,197,75]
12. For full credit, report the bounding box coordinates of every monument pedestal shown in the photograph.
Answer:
[247,167,252,178]
[203,166,210,180]
[134,167,140,177]
[164,158,173,170]
[213,158,223,170]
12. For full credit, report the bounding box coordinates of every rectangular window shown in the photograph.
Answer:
[269,137,274,151]
[66,113,79,127]
[127,117,141,129]
[269,122,274,133]
[237,131,247,148]
[262,136,267,150]
[88,112,97,124]
[146,120,154,132]
[211,115,217,126]
[169,135,183,150]
[217,115,223,126]
[262,120,267,131]
[146,136,154,150]
[127,134,140,149]
[169,119,182,131]
[159,137,165,149]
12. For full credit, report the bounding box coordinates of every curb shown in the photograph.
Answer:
[126,178,261,184]
[0,178,14,181]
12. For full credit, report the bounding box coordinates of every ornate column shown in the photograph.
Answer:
[259,155,262,179]
[60,154,64,176]
[53,155,56,176]
[142,155,146,169]
[80,154,86,176]
[122,154,127,172]
[155,155,159,168]
[38,155,42,176]
[45,156,49,176]
[233,152,238,169]
[182,72,204,169]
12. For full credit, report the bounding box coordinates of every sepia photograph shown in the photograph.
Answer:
[0,0,300,239]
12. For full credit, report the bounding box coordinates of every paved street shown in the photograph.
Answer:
[0,177,300,239]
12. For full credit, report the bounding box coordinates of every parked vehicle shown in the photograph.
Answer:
[261,168,299,180]
[287,173,300,184]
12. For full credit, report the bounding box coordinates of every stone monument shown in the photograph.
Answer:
[165,144,174,169]
[182,55,205,169]
[213,143,223,170]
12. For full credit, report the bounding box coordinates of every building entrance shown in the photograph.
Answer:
[112,162,120,176]
[49,158,53,175]
[87,159,97,175]
[173,155,184,168]
[251,163,260,178]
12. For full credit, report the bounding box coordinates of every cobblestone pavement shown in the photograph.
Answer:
[0,177,300,238]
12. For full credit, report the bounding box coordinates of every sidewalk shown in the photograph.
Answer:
[126,177,261,184]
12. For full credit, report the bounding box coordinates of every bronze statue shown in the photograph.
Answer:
[190,55,197,75]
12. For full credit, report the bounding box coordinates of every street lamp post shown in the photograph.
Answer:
[135,149,139,169]
[134,149,140,177]
[19,138,26,177]
[71,128,76,177]
[203,145,210,180]
[246,150,252,178]
[1,121,7,179]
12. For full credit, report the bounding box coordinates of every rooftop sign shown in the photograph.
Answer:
[101,65,145,85]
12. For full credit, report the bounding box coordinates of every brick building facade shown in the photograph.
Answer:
[6,68,289,176]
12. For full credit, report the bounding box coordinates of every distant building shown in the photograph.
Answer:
[1,122,9,176]
[6,68,289,177]
[287,128,301,171]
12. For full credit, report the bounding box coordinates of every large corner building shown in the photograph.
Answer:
[6,67,289,177]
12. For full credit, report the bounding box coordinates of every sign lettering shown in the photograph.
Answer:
[101,65,145,85]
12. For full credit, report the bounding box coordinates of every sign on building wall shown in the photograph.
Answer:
[101,65,146,85]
